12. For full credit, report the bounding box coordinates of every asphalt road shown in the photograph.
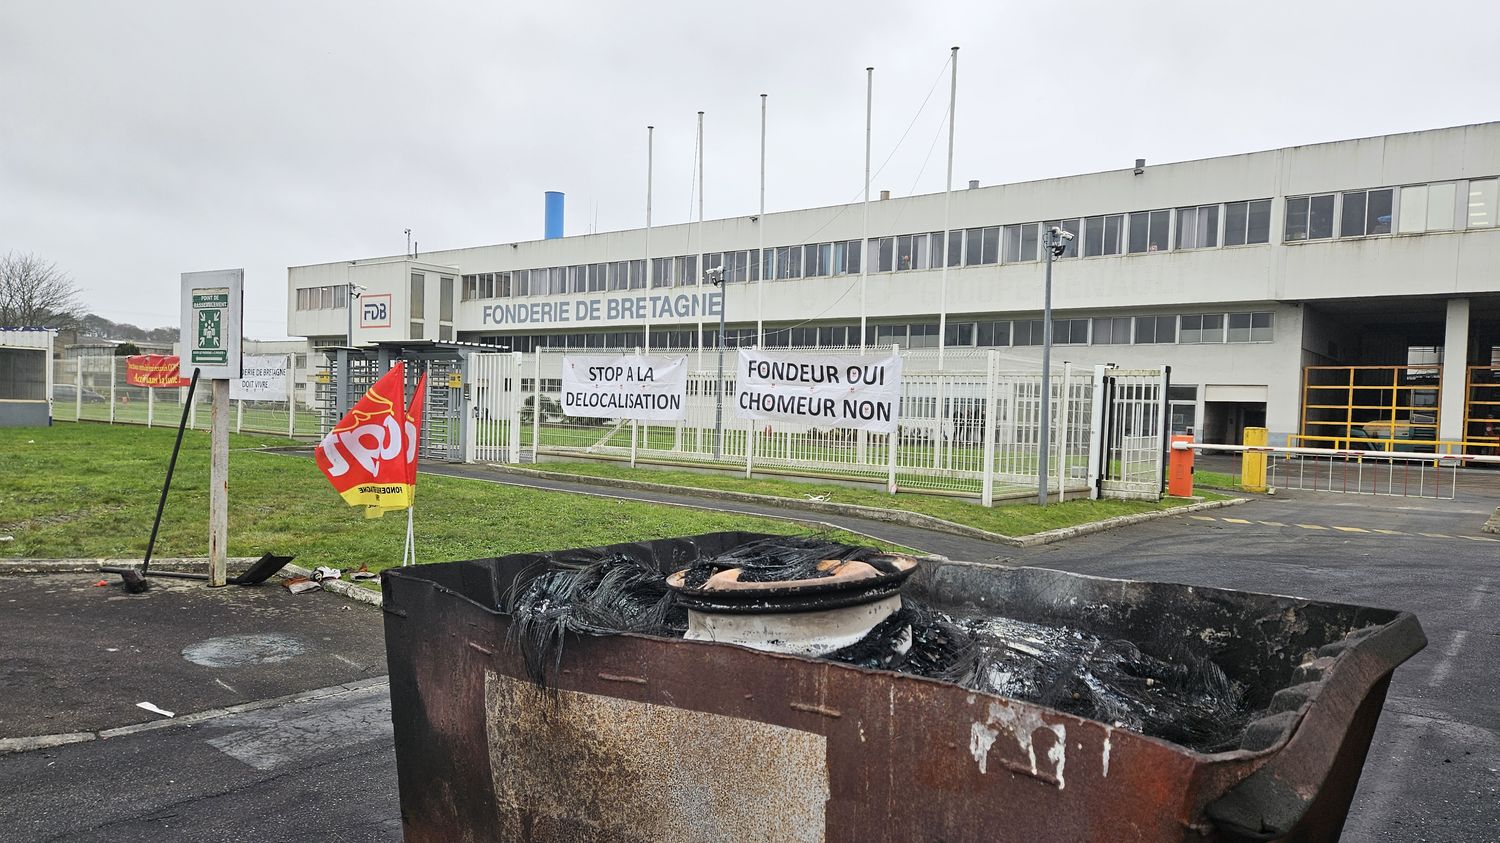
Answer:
[2,469,1496,842]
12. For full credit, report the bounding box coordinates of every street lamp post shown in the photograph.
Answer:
[708,266,726,459]
[1038,226,1071,507]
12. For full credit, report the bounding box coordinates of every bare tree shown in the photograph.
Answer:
[0,252,82,328]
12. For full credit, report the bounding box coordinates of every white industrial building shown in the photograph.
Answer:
[288,121,1500,451]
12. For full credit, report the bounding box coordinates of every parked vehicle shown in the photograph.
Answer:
[52,384,107,404]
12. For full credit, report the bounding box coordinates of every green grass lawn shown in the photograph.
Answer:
[1,423,886,572]
[523,460,1227,538]
[1195,470,1242,489]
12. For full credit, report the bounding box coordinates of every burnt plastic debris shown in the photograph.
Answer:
[505,534,1251,750]
[507,552,685,685]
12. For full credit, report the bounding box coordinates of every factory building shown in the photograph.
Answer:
[288,121,1500,451]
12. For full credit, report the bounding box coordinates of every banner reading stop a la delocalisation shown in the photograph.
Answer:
[561,355,688,421]
[736,349,903,433]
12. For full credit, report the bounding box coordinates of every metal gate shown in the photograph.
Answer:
[1090,366,1168,500]
[421,359,464,462]
[466,352,524,463]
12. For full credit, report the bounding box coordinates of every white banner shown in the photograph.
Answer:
[561,355,688,421]
[736,349,903,433]
[231,355,290,401]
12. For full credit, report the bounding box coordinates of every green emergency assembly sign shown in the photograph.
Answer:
[191,288,230,364]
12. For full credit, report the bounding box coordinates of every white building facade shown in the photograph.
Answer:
[288,122,1500,450]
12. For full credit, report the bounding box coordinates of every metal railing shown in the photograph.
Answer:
[49,357,309,438]
[468,348,1138,502]
[1178,441,1500,501]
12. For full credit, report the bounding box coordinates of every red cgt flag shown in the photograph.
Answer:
[316,362,418,517]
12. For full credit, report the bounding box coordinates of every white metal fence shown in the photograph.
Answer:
[468,349,1151,502]
[48,357,311,438]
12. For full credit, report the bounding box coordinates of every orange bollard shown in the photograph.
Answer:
[1168,434,1195,497]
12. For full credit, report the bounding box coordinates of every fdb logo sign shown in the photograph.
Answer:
[360,293,392,328]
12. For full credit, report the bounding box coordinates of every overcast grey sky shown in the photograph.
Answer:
[3,1,1496,339]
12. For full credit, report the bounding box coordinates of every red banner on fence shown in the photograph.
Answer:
[125,355,190,388]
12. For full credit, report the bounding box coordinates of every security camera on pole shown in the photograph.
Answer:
[179,269,244,586]
[1037,227,1072,507]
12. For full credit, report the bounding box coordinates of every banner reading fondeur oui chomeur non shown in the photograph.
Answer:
[561,355,688,421]
[736,349,903,433]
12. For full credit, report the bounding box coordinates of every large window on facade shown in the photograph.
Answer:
[1224,199,1272,246]
[1399,182,1457,233]
[1003,223,1038,262]
[872,237,895,272]
[945,231,963,267]
[945,321,974,347]
[1013,320,1045,346]
[963,227,999,265]
[1052,319,1089,344]
[409,274,425,319]
[1133,315,1177,344]
[1468,179,1498,228]
[439,277,454,321]
[1083,214,1123,257]
[896,234,928,270]
[977,320,1011,347]
[907,323,939,348]
[1127,210,1171,253]
[1227,312,1274,342]
[1179,313,1224,343]
[678,254,701,285]
[652,258,673,288]
[1285,194,1336,241]
[1175,205,1220,249]
[875,324,907,347]
[1339,189,1393,237]
[1091,316,1132,344]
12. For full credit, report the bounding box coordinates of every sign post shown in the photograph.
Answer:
[180,269,244,587]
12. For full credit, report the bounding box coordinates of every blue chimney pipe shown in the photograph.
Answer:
[544,191,564,239]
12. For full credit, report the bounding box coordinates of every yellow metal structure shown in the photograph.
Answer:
[1464,366,1500,456]
[1241,426,1268,493]
[1297,365,1448,452]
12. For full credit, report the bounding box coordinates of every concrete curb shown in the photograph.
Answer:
[485,464,1246,548]
[0,677,390,756]
[1009,496,1249,546]
[0,557,384,610]
[0,558,263,575]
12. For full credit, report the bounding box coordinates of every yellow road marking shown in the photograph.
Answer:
[1188,515,1217,521]
[1258,521,1286,527]
[1460,535,1500,543]
[1333,526,1369,533]
[1374,529,1406,535]
[1221,518,1251,524]
[1297,524,1328,530]
[1419,533,1450,539]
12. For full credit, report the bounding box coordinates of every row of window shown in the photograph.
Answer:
[481,311,1274,352]
[1284,178,1499,241]
[450,179,1498,305]
[294,285,349,311]
[459,200,1277,302]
